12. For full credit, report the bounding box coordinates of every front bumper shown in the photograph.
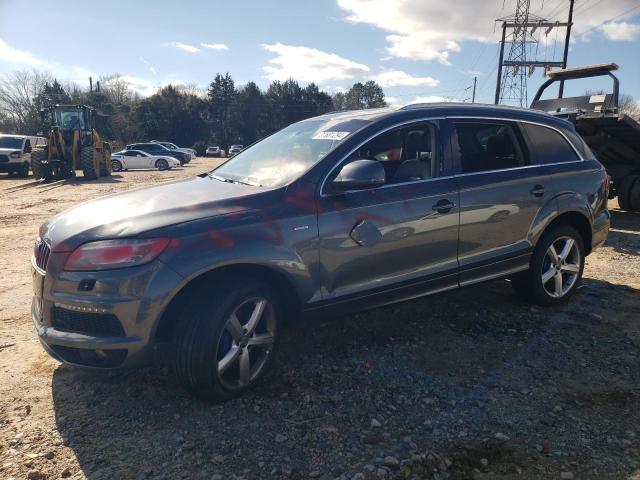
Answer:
[0,161,23,172]
[31,253,184,368]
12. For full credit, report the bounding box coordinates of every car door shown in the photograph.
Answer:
[316,120,459,310]
[125,150,144,168]
[449,118,554,285]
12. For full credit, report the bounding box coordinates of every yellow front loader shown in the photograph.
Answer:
[31,104,111,181]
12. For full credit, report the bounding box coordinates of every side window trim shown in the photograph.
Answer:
[447,116,585,176]
[320,117,448,197]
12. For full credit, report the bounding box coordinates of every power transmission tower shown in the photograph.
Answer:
[494,0,572,107]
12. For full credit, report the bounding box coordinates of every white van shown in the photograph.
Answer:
[0,134,46,177]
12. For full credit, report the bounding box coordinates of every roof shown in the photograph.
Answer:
[317,102,571,129]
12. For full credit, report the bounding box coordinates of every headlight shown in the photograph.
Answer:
[64,238,170,271]
[10,152,21,159]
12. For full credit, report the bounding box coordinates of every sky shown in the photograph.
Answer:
[1,0,639,107]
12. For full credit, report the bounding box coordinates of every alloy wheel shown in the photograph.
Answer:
[216,297,276,389]
[541,236,581,298]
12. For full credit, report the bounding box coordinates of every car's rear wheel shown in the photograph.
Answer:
[511,225,585,306]
[111,159,123,172]
[173,278,280,402]
[155,158,169,171]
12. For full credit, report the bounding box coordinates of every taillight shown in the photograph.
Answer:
[64,238,170,271]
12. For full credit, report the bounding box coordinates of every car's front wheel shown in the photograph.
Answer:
[174,278,280,402]
[156,158,169,170]
[511,225,585,306]
[111,159,123,172]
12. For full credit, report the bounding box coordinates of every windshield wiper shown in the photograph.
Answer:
[208,173,261,187]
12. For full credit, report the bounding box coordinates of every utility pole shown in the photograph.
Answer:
[558,0,575,98]
[494,22,507,104]
[472,76,477,103]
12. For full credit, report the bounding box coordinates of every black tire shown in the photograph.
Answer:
[17,161,29,178]
[155,158,169,171]
[173,278,281,403]
[617,176,637,211]
[623,175,640,212]
[30,149,51,181]
[511,225,585,306]
[111,159,123,172]
[100,145,112,177]
[81,146,99,180]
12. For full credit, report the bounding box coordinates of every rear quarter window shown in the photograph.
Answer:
[521,123,581,164]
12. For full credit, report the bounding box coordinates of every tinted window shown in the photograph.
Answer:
[521,123,580,164]
[562,128,593,160]
[343,122,440,184]
[454,122,525,173]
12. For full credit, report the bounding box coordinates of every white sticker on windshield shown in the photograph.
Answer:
[312,131,350,140]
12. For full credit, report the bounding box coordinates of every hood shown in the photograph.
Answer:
[41,175,281,252]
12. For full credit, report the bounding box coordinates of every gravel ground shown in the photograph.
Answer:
[1,158,639,480]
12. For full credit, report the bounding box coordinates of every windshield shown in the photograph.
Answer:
[211,116,369,187]
[54,108,85,131]
[0,136,23,149]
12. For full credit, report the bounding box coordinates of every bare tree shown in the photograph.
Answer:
[0,70,53,133]
[100,74,134,104]
[619,93,640,119]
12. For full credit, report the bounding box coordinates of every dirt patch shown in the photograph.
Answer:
[1,159,640,479]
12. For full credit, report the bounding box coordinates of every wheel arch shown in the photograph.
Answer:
[154,263,302,343]
[538,210,593,255]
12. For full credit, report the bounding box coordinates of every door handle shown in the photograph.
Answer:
[432,199,456,213]
[530,185,545,197]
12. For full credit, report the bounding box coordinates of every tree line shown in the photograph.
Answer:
[0,70,386,153]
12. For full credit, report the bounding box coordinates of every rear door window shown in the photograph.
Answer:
[521,123,581,164]
[453,122,526,173]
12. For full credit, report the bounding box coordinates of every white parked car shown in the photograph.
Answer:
[0,134,45,177]
[111,150,181,171]
[150,140,196,160]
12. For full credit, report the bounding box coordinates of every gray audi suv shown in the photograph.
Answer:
[31,104,610,402]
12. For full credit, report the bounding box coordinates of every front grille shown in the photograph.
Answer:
[50,345,127,368]
[34,238,51,271]
[0,154,9,163]
[52,307,126,337]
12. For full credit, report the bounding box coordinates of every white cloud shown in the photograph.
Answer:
[200,42,228,50]
[337,0,640,62]
[384,95,401,107]
[166,41,200,53]
[598,22,640,41]
[0,38,51,67]
[411,95,454,104]
[372,70,439,87]
[261,42,370,83]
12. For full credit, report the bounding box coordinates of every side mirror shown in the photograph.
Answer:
[332,159,386,191]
